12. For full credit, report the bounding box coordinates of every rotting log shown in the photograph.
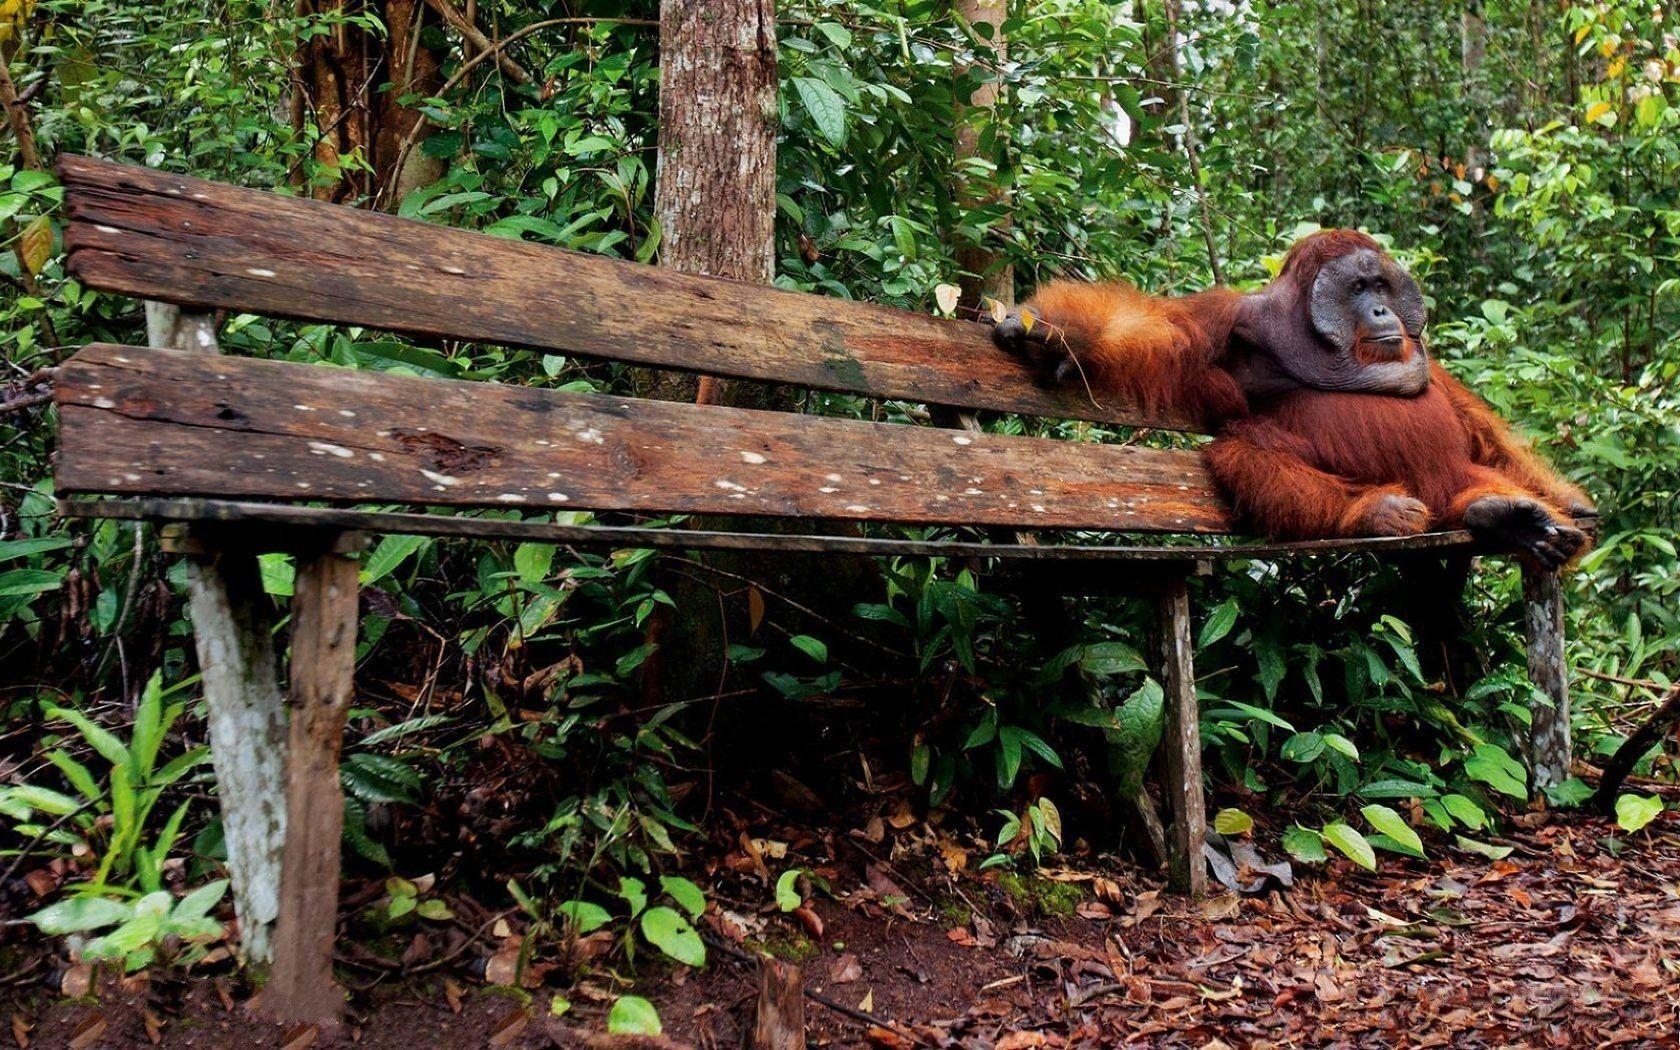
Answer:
[264,545,361,1026]
[1523,565,1571,792]
[146,304,287,969]
[1155,573,1208,895]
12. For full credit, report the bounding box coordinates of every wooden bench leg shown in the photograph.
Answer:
[1155,574,1207,896]
[265,547,360,1026]
[180,550,287,969]
[1522,565,1571,792]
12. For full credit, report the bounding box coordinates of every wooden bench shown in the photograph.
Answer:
[51,156,1575,1021]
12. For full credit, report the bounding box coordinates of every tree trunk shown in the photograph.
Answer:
[294,0,445,204]
[648,0,780,408]
[953,0,1012,314]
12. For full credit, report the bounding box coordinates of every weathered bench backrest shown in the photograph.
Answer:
[56,156,1235,534]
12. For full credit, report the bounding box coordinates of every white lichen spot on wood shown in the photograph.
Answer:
[368,453,385,462]
[1032,505,1047,513]
[740,451,768,464]
[825,473,843,483]
[846,505,870,513]
[247,268,278,278]
[714,480,748,492]
[819,486,839,494]
[294,404,316,412]
[124,473,142,482]
[964,488,983,496]
[575,428,606,444]
[546,492,570,502]
[307,442,354,459]
[113,355,132,363]
[338,409,357,418]
[96,225,122,234]
[546,472,563,479]
[295,482,311,489]
[442,265,467,275]
[868,479,882,486]
[952,435,973,445]
[496,494,528,503]
[421,470,460,487]
[93,398,116,409]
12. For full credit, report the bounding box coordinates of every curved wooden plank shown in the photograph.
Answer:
[55,345,1233,532]
[57,154,1202,431]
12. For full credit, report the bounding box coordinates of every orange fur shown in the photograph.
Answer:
[1015,232,1590,550]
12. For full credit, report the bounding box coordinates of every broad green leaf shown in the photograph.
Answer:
[45,705,130,770]
[1280,731,1325,763]
[617,876,648,917]
[1453,836,1513,860]
[557,900,611,934]
[1464,744,1527,799]
[173,879,228,921]
[1360,804,1425,858]
[1615,793,1664,833]
[775,869,804,912]
[1321,821,1376,870]
[1281,825,1327,863]
[660,875,706,919]
[0,568,61,597]
[788,635,828,663]
[792,77,847,148]
[1197,600,1239,647]
[1212,808,1253,836]
[640,906,705,967]
[1440,794,1488,830]
[362,535,429,584]
[31,896,133,934]
[1078,641,1145,676]
[608,995,662,1036]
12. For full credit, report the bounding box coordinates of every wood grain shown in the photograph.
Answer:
[265,549,359,1026]
[1155,575,1208,896]
[55,344,1234,532]
[57,154,1201,431]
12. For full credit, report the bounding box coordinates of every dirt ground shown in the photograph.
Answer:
[5,808,1679,1049]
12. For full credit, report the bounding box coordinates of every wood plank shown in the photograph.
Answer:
[55,344,1234,532]
[264,548,359,1026]
[57,154,1201,431]
[1522,566,1571,792]
[1155,575,1208,896]
[57,498,1493,561]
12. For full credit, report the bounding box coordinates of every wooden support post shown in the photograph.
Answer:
[148,303,288,967]
[752,958,806,1050]
[1155,573,1207,895]
[1522,565,1571,792]
[265,548,360,1026]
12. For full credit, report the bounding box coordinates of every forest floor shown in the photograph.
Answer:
[5,806,1679,1049]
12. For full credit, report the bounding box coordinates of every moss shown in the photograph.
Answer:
[751,932,819,964]
[936,899,973,927]
[996,871,1082,919]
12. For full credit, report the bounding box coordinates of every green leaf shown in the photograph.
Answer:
[557,900,611,934]
[792,77,847,148]
[1440,794,1488,830]
[608,996,663,1036]
[1212,808,1253,836]
[1197,600,1239,647]
[1543,776,1594,808]
[0,537,72,562]
[660,875,706,919]
[0,568,62,597]
[513,543,554,584]
[1281,825,1327,863]
[1078,641,1145,676]
[1453,835,1513,860]
[1322,733,1360,761]
[788,635,828,663]
[45,705,131,770]
[1280,731,1325,763]
[362,534,429,584]
[1360,804,1425,859]
[775,869,804,913]
[31,896,133,934]
[1321,821,1376,870]
[640,906,706,967]
[1464,744,1528,799]
[173,879,229,921]
[417,899,454,921]
[1357,778,1434,800]
[617,876,648,917]
[1615,793,1663,833]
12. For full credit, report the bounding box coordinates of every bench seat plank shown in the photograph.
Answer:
[56,344,1232,531]
[58,498,1485,560]
[58,155,1200,431]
